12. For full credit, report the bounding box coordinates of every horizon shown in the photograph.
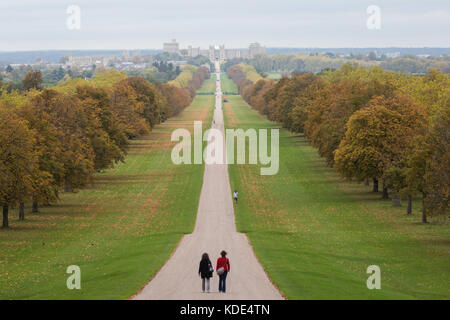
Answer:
[1,46,450,53]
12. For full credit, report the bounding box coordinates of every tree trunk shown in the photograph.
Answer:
[2,204,8,228]
[364,179,370,186]
[382,185,389,199]
[64,183,72,193]
[19,202,25,220]
[54,188,60,200]
[407,195,412,215]
[372,178,379,192]
[422,193,427,223]
[32,201,39,213]
[392,194,401,206]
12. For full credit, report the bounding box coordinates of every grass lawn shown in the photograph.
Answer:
[223,94,450,299]
[266,72,283,80]
[220,74,239,94]
[197,73,216,94]
[0,79,215,299]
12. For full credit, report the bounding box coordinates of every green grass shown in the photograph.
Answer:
[266,72,283,80]
[223,94,450,300]
[197,74,216,94]
[0,82,215,299]
[220,74,238,94]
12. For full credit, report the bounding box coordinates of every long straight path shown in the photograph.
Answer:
[133,61,283,300]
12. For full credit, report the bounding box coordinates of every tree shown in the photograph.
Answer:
[287,74,323,133]
[246,79,274,114]
[334,94,427,200]
[407,106,449,222]
[31,89,95,192]
[157,83,190,119]
[75,85,127,171]
[16,101,62,214]
[22,70,43,91]
[0,107,37,227]
[305,80,373,166]
[111,80,150,139]
[120,77,164,128]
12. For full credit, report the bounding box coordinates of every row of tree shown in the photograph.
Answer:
[223,53,450,76]
[227,63,449,222]
[0,67,210,228]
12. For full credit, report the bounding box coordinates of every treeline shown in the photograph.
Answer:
[223,54,374,75]
[0,67,209,228]
[228,63,449,223]
[168,65,210,99]
[223,53,450,75]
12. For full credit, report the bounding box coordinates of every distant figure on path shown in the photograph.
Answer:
[198,253,213,293]
[216,250,230,293]
[233,190,238,204]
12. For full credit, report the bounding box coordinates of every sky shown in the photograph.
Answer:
[0,0,449,51]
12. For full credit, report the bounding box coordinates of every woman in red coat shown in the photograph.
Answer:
[216,250,230,293]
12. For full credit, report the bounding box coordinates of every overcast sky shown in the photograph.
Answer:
[0,0,449,51]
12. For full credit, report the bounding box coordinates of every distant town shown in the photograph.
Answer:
[0,41,449,90]
[1,40,266,72]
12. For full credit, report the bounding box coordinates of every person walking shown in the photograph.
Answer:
[216,250,230,293]
[198,253,213,293]
[233,190,238,204]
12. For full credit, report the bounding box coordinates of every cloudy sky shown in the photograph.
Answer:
[0,0,449,51]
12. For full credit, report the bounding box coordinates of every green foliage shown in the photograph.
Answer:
[246,53,450,75]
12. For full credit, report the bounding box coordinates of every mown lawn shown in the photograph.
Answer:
[265,72,283,80]
[220,73,238,94]
[0,80,215,299]
[223,93,450,299]
[197,73,216,94]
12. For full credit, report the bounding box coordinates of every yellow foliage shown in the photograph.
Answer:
[168,65,196,88]
[90,69,128,87]
[0,88,30,108]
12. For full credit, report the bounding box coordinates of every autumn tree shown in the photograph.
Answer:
[31,89,95,192]
[120,77,164,128]
[305,80,373,166]
[75,85,127,171]
[0,107,38,227]
[246,79,274,113]
[407,106,449,222]
[22,70,43,91]
[263,77,291,121]
[16,102,62,214]
[157,83,190,119]
[287,74,324,133]
[334,94,427,200]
